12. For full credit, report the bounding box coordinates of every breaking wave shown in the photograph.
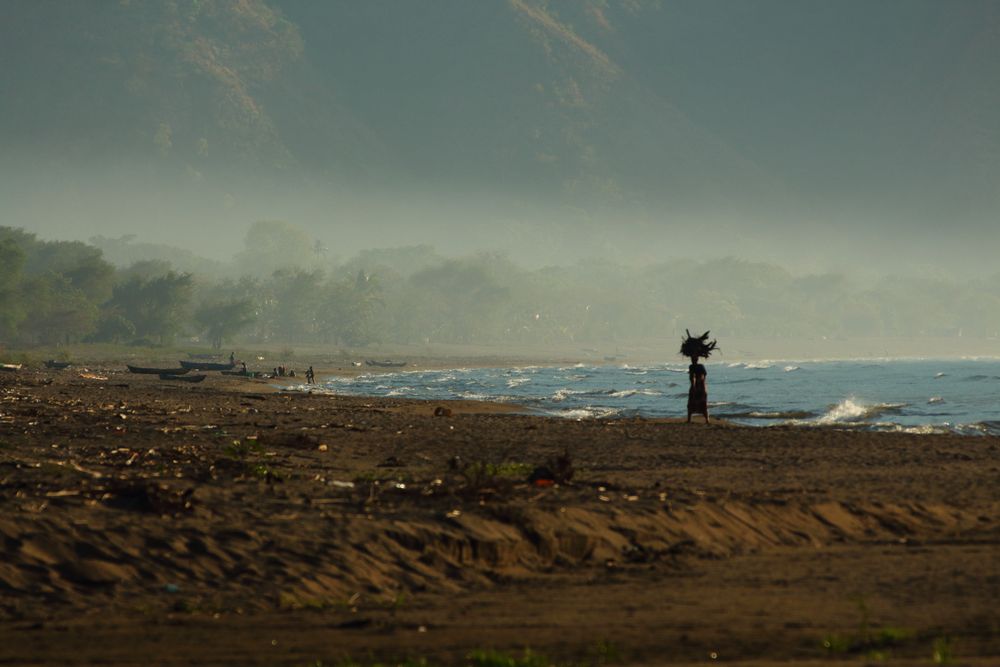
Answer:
[608,388,662,398]
[718,409,816,420]
[817,398,907,424]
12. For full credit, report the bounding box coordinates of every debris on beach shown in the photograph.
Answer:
[528,465,555,486]
[377,456,404,468]
[1,360,998,666]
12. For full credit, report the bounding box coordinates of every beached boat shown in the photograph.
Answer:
[159,373,206,383]
[179,360,235,371]
[127,365,189,375]
[44,360,72,369]
[365,359,407,368]
[0,363,21,373]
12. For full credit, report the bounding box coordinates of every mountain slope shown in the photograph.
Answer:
[1,0,779,208]
[1,0,998,260]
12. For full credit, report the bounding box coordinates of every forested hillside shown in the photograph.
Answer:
[4,224,999,351]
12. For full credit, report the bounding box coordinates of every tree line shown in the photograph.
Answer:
[3,222,1000,351]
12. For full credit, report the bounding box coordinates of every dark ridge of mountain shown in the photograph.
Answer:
[0,0,780,212]
[1,0,302,167]
[1,0,998,230]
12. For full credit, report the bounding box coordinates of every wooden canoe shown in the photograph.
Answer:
[128,365,189,375]
[159,373,206,383]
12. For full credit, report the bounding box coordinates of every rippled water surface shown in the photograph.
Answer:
[310,359,1000,435]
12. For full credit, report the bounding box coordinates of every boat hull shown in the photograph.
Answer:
[127,365,189,375]
[159,373,206,383]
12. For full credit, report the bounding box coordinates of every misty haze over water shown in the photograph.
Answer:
[1,0,999,352]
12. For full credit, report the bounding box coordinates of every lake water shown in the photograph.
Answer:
[306,359,1000,436]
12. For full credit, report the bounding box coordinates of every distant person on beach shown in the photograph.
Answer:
[229,351,235,365]
[306,366,315,384]
[680,330,718,424]
[687,356,709,423]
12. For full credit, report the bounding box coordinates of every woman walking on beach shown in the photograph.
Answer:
[681,330,717,424]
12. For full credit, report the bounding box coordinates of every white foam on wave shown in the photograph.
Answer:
[928,396,945,404]
[744,362,773,370]
[818,398,870,423]
[608,388,662,398]
[784,365,800,372]
[548,407,620,420]
[817,398,907,424]
[745,410,815,419]
[880,423,945,435]
[506,377,531,388]
[949,422,991,436]
[323,374,363,384]
[552,388,588,402]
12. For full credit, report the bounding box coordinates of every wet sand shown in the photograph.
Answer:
[0,363,998,666]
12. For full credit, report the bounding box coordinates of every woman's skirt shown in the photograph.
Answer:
[688,388,708,414]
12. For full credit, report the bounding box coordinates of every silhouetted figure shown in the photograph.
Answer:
[306,366,315,384]
[687,355,709,424]
[241,362,247,375]
[229,351,235,365]
[680,330,718,424]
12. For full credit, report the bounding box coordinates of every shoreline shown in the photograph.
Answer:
[287,358,1000,437]
[4,334,1000,369]
[1,360,998,665]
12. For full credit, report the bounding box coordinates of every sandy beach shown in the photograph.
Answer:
[1,360,998,666]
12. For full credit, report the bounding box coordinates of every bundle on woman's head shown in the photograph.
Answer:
[680,329,718,359]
